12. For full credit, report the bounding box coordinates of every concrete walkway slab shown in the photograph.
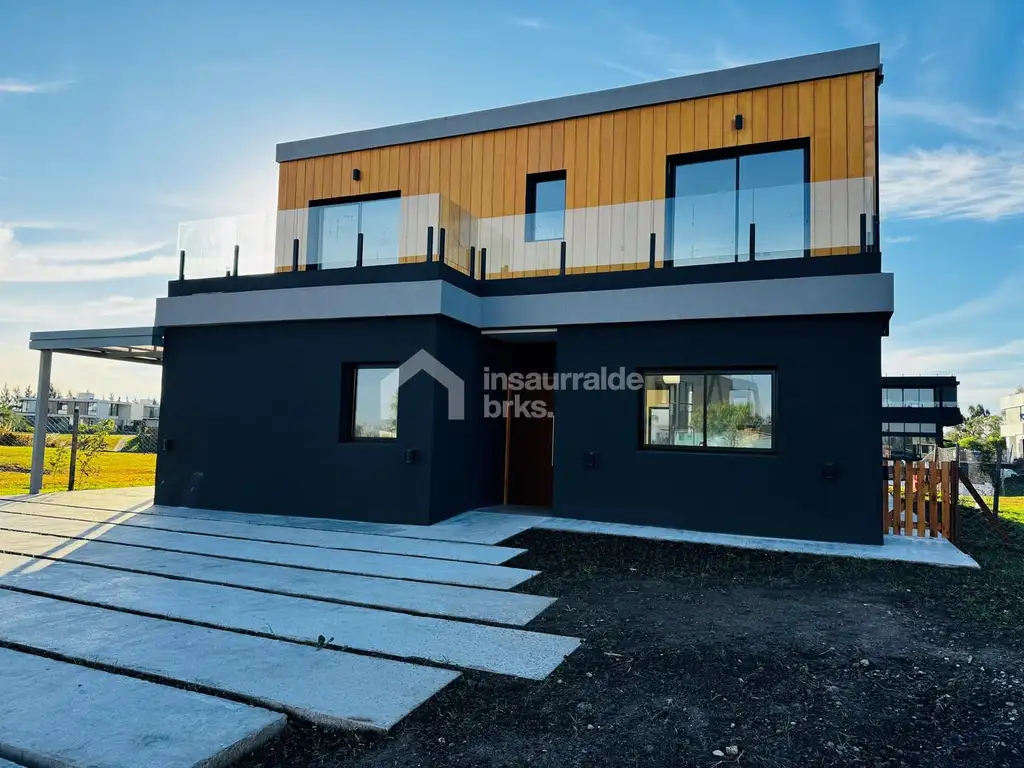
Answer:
[0,511,537,589]
[0,553,580,679]
[0,590,458,731]
[0,759,23,768]
[0,499,525,565]
[0,646,284,768]
[0,528,555,625]
[534,517,981,569]
[2,486,154,512]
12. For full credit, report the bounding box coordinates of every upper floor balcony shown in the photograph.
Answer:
[173,175,878,293]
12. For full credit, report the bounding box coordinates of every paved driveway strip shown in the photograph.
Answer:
[0,528,555,625]
[0,646,285,768]
[0,511,536,589]
[0,500,526,564]
[0,553,581,679]
[0,590,458,731]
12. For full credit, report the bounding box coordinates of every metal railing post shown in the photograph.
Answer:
[426,227,434,262]
[291,238,300,271]
[859,213,867,253]
[68,408,80,491]
[233,244,240,277]
[748,222,756,262]
[649,233,656,269]
[480,247,487,280]
[178,250,185,281]
[559,241,567,276]
[438,228,446,265]
[356,232,364,267]
[469,246,476,279]
[872,215,880,252]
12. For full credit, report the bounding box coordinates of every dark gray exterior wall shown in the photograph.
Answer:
[553,315,885,544]
[156,311,885,542]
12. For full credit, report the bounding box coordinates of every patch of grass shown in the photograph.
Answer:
[0,444,155,495]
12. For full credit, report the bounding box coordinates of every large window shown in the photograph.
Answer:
[882,387,942,408]
[643,371,773,450]
[670,147,807,265]
[311,195,401,269]
[350,366,398,439]
[525,171,566,242]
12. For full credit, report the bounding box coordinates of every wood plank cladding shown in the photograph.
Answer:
[279,73,876,212]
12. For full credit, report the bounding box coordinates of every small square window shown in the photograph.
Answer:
[525,171,566,242]
[351,366,398,439]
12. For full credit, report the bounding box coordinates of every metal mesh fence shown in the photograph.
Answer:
[0,410,157,497]
[929,446,1024,554]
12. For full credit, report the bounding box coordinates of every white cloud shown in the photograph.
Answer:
[1,295,155,330]
[506,15,545,29]
[897,272,1024,332]
[880,147,1024,221]
[0,225,176,282]
[0,79,68,94]
[883,235,915,244]
[599,60,656,81]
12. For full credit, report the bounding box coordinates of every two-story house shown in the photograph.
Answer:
[154,44,892,544]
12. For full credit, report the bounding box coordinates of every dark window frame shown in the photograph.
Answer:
[664,139,811,264]
[308,190,402,270]
[343,363,400,442]
[638,368,777,454]
[524,170,567,243]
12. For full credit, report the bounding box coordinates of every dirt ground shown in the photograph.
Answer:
[239,529,1024,768]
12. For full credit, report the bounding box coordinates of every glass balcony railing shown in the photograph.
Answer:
[175,178,876,281]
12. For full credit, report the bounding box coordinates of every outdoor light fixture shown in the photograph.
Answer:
[352,168,361,181]
[734,114,744,130]
[662,374,680,385]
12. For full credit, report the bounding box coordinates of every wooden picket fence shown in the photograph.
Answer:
[883,459,958,540]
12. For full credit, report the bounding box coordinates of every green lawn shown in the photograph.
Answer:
[0,444,155,495]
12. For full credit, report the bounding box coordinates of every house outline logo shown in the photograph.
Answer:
[381,350,465,421]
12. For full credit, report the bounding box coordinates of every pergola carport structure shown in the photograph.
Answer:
[27,326,163,494]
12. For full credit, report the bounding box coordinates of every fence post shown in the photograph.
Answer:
[291,238,300,271]
[68,408,80,491]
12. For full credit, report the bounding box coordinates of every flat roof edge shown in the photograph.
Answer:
[277,44,880,162]
[29,326,163,351]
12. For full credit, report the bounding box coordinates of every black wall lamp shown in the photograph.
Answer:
[733,114,744,130]
[352,168,361,181]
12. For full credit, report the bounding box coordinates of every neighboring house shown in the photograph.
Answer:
[19,393,160,433]
[153,44,892,545]
[880,376,962,460]
[1001,391,1024,462]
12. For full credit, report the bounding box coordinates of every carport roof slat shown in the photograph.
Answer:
[28,326,163,365]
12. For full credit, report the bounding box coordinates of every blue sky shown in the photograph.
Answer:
[1,0,1022,408]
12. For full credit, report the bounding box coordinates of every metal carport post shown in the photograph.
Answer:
[26,326,164,495]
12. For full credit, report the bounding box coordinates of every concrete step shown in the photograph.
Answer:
[0,500,526,564]
[0,590,458,731]
[0,645,284,768]
[0,552,581,679]
[0,528,554,625]
[0,510,536,589]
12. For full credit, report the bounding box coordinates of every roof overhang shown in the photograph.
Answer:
[277,43,881,162]
[29,327,164,365]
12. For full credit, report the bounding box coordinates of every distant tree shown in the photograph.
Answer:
[967,404,991,420]
[1015,385,1024,395]
[48,383,60,400]
[0,384,14,410]
[23,385,33,400]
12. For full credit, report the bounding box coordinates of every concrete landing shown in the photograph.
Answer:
[0,759,23,768]
[0,553,581,679]
[0,528,555,625]
[0,499,526,564]
[0,590,458,731]
[0,646,284,768]
[0,510,538,589]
